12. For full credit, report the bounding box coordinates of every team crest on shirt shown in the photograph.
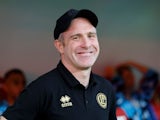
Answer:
[60,95,73,108]
[96,93,107,109]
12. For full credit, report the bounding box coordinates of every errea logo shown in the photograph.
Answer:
[60,95,73,108]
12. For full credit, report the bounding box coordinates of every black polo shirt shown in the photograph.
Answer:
[3,61,117,120]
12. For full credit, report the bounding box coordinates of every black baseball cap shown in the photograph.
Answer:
[54,9,98,40]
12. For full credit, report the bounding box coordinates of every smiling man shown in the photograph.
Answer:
[0,9,117,120]
[54,16,100,87]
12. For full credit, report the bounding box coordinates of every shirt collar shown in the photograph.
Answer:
[57,61,98,88]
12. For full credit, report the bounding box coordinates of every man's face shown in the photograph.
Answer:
[55,17,100,71]
[122,70,135,88]
[5,73,25,99]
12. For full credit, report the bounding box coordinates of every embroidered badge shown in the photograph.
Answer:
[60,95,73,108]
[96,93,107,109]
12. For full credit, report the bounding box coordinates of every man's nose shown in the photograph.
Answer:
[81,36,91,48]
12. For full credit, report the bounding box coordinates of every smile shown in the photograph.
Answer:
[77,51,94,56]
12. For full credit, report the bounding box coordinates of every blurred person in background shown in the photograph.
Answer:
[149,83,160,120]
[0,76,4,84]
[0,69,26,115]
[105,65,128,120]
[112,61,159,120]
[105,66,116,81]
[0,76,5,101]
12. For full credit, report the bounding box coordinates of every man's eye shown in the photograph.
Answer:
[88,34,96,38]
[72,36,79,40]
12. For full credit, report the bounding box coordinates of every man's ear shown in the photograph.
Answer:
[54,40,64,54]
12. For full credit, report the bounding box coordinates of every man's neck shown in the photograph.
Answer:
[62,60,91,88]
[73,70,91,88]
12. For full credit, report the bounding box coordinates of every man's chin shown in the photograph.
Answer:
[78,63,93,70]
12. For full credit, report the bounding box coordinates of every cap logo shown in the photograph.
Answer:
[96,93,107,109]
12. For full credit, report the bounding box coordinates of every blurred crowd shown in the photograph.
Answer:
[105,61,160,120]
[0,69,26,115]
[0,61,159,120]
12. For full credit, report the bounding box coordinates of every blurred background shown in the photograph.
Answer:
[0,0,160,83]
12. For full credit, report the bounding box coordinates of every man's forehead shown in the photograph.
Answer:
[63,29,97,38]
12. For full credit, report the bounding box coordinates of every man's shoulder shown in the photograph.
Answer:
[37,68,60,82]
[93,73,113,88]
[27,68,61,89]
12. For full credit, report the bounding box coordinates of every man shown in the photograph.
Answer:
[0,69,26,115]
[0,9,117,120]
[150,83,160,120]
[112,61,159,120]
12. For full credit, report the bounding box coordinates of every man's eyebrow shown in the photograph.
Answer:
[70,33,81,38]
[88,32,97,34]
[69,32,97,38]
